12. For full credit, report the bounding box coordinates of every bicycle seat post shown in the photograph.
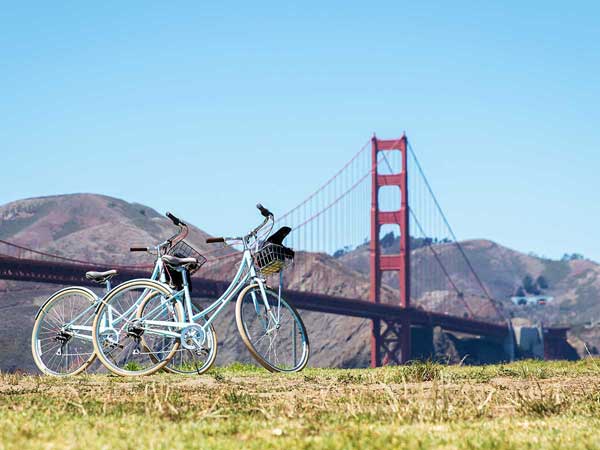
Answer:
[104,279,112,295]
[180,268,194,322]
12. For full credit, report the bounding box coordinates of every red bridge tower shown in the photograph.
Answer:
[370,135,411,366]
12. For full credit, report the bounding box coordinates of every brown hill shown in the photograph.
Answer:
[0,193,216,265]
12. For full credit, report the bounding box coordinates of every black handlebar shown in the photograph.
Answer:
[166,212,186,227]
[130,247,148,252]
[256,203,273,218]
[206,204,274,244]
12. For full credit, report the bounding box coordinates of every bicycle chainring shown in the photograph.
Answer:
[180,325,206,350]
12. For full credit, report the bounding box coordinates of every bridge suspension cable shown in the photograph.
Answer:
[405,139,504,322]
[272,134,505,323]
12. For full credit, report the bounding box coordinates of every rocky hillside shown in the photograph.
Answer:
[338,234,600,352]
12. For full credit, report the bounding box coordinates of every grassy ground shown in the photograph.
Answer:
[2,360,600,449]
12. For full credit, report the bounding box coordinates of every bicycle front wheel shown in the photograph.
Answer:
[31,287,98,376]
[236,284,309,372]
[92,279,183,376]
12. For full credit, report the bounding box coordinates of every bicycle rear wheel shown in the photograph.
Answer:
[31,287,97,376]
[236,284,309,372]
[92,279,183,376]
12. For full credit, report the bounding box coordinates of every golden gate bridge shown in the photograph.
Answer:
[0,135,571,364]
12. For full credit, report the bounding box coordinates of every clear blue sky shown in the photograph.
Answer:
[1,2,598,261]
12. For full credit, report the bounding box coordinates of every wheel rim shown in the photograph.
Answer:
[239,287,308,372]
[94,283,180,375]
[33,290,96,376]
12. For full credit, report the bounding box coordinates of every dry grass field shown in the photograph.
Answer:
[2,360,600,449]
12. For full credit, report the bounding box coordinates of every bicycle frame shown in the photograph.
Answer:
[136,240,277,340]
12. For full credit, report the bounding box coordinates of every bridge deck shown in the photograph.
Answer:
[0,255,517,339]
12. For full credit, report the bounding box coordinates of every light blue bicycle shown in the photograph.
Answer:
[31,213,217,376]
[91,204,310,376]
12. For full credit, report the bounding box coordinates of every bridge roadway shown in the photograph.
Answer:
[0,255,562,341]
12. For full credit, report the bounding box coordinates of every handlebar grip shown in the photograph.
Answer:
[130,247,148,252]
[256,203,272,218]
[166,212,186,227]
[206,237,225,244]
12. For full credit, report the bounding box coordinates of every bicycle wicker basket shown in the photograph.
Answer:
[254,243,294,275]
[166,240,207,275]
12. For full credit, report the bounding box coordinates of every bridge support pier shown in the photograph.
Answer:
[373,319,411,365]
[370,135,411,367]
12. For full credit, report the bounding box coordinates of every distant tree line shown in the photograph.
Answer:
[410,236,453,250]
[561,253,585,261]
[332,232,454,258]
[514,274,549,297]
